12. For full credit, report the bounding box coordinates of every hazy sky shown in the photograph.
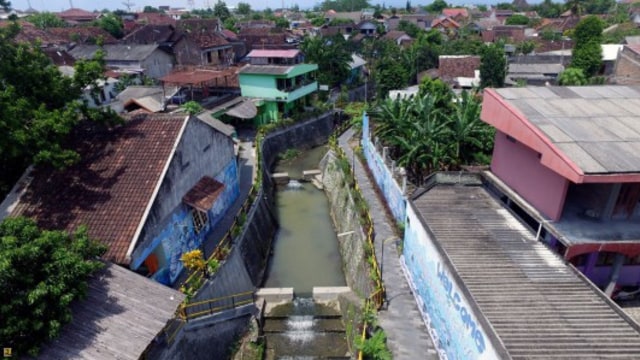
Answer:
[11,0,523,13]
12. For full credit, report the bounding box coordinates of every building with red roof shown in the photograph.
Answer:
[1,113,239,285]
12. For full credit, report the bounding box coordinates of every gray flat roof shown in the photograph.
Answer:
[494,86,640,174]
[38,263,184,360]
[413,182,640,358]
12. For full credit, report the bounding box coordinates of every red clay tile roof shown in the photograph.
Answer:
[135,12,177,26]
[182,177,224,212]
[11,114,187,265]
[56,8,97,21]
[48,27,118,44]
[439,55,480,79]
[176,19,230,49]
[442,8,469,18]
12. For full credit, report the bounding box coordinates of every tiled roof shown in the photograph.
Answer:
[48,27,118,44]
[56,8,97,20]
[438,55,480,79]
[135,12,176,26]
[11,114,187,264]
[69,44,160,62]
[43,48,76,66]
[413,181,640,358]
[122,24,175,44]
[442,8,469,18]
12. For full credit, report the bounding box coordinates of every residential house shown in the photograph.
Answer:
[442,8,469,23]
[238,27,289,53]
[108,85,169,114]
[1,113,240,286]
[438,55,480,86]
[356,19,378,36]
[382,30,413,47]
[176,19,234,67]
[37,264,184,359]
[56,8,98,25]
[238,49,318,124]
[386,14,436,32]
[481,86,640,295]
[614,44,640,85]
[69,44,174,80]
[8,23,117,47]
[56,64,119,107]
[431,17,460,35]
[602,44,623,76]
[482,25,526,43]
[506,63,564,85]
[347,53,367,85]
[320,23,355,38]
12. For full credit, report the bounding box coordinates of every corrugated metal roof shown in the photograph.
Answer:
[238,64,292,75]
[413,183,640,359]
[494,86,640,174]
[246,49,300,58]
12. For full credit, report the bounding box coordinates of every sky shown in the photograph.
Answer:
[11,0,546,12]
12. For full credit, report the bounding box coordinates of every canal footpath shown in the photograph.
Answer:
[339,128,438,360]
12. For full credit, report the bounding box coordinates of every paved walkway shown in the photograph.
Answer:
[339,129,438,360]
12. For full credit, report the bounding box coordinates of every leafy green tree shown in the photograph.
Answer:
[182,101,204,115]
[406,0,412,13]
[397,19,422,38]
[224,17,237,32]
[96,13,124,38]
[418,77,454,111]
[571,16,603,77]
[0,23,120,196]
[532,0,563,18]
[237,2,251,15]
[26,12,65,29]
[516,40,537,55]
[424,0,447,13]
[0,217,106,357]
[558,67,588,85]
[300,35,351,87]
[505,14,530,26]
[143,5,161,13]
[274,17,290,29]
[213,0,231,21]
[480,43,507,88]
[319,0,371,12]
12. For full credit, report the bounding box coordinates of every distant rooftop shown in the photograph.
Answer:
[483,86,640,183]
[413,179,640,358]
[246,49,300,58]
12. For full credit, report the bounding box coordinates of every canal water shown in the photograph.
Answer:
[263,146,346,297]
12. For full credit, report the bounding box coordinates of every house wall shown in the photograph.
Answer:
[613,47,640,85]
[140,50,174,79]
[576,263,640,288]
[131,117,239,284]
[239,74,279,99]
[402,203,503,360]
[491,130,569,220]
[174,37,204,66]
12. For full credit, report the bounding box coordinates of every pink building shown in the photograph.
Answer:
[481,86,640,297]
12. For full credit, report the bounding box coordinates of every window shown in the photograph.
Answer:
[596,252,624,267]
[192,209,208,234]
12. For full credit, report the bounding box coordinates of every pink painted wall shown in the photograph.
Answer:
[492,130,569,220]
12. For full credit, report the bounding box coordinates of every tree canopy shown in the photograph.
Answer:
[300,35,351,87]
[237,2,251,15]
[26,12,66,29]
[480,43,507,88]
[0,22,120,196]
[571,16,604,77]
[0,216,106,356]
[213,0,231,21]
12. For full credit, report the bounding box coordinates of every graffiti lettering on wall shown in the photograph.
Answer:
[361,112,406,224]
[437,262,486,353]
[402,206,499,360]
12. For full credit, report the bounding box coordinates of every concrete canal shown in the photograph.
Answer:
[263,145,346,296]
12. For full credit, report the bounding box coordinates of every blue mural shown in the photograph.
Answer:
[402,206,500,360]
[361,112,406,224]
[137,158,240,285]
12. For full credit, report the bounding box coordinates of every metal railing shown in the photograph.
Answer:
[178,290,256,321]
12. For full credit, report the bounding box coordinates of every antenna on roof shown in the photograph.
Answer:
[122,0,135,11]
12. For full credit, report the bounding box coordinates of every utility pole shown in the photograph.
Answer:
[122,0,135,11]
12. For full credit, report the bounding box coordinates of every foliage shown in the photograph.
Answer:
[439,36,484,56]
[418,77,454,111]
[602,22,640,43]
[0,216,106,356]
[532,0,563,18]
[213,0,231,21]
[180,249,206,273]
[0,24,121,196]
[558,67,588,85]
[540,29,563,41]
[207,258,220,275]
[371,91,492,184]
[182,101,204,115]
[505,14,530,26]
[356,329,392,360]
[300,35,351,87]
[480,42,507,88]
[278,148,301,161]
[516,40,537,55]
[424,0,447,13]
[571,41,602,77]
[274,17,289,29]
[26,12,66,29]
[223,17,237,32]
[237,2,251,15]
[374,54,410,98]
[317,0,371,12]
[397,19,422,38]
[143,6,162,13]
[574,15,604,47]
[96,13,124,39]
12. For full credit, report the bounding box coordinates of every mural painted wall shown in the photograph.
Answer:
[361,112,406,224]
[144,159,240,285]
[402,204,500,360]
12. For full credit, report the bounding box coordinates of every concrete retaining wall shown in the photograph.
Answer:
[321,151,374,299]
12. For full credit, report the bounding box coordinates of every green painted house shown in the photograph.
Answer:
[239,49,318,125]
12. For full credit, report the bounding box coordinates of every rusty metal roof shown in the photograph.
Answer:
[412,181,640,358]
[182,176,224,212]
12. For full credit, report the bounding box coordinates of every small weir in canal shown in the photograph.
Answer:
[262,146,349,359]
